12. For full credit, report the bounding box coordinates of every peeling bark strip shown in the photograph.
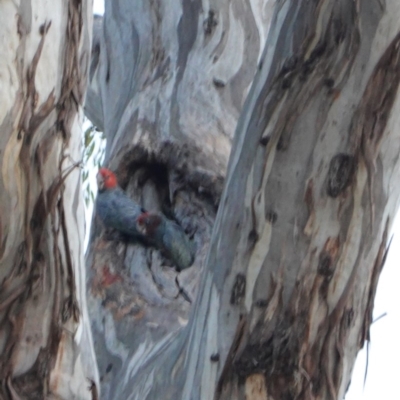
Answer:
[230,273,246,305]
[0,1,97,399]
[360,220,391,346]
[350,31,400,156]
[349,31,400,224]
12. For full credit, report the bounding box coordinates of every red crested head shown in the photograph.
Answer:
[97,168,118,190]
[136,212,162,235]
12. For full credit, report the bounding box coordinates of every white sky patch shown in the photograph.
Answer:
[82,119,105,248]
[93,0,104,15]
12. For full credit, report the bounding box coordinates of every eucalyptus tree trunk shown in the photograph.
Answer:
[0,1,98,399]
[86,1,400,399]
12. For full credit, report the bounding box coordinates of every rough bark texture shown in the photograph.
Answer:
[0,1,98,399]
[85,0,400,399]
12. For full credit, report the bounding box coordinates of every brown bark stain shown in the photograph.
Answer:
[317,236,340,280]
[49,331,66,393]
[217,315,248,396]
[87,378,99,400]
[326,154,356,198]
[230,273,246,305]
[303,179,315,236]
[322,237,340,261]
[116,305,145,321]
[350,32,400,227]
[360,218,390,346]
[262,265,284,325]
[0,216,5,260]
[304,179,314,214]
[147,0,166,75]
[245,374,268,400]
[101,266,123,287]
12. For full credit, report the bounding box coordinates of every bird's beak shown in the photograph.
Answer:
[96,173,104,191]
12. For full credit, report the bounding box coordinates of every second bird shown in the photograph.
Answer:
[136,212,196,271]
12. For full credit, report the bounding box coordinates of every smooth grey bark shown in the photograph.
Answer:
[86,0,400,399]
[0,1,99,399]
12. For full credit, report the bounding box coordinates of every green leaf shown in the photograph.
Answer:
[81,120,105,212]
[87,142,95,158]
[84,126,94,148]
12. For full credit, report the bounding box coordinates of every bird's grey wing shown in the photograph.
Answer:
[108,191,143,234]
[162,220,194,270]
